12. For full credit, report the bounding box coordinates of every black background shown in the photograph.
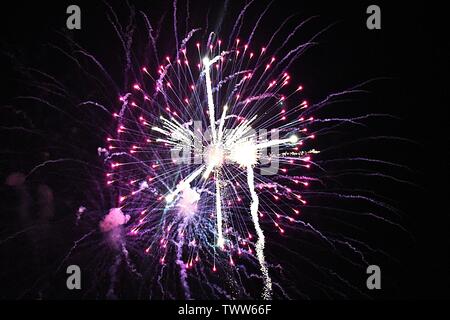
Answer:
[0,0,449,300]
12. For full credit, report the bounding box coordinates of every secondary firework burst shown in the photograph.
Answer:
[107,22,315,299]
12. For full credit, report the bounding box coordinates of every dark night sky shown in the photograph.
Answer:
[0,0,449,300]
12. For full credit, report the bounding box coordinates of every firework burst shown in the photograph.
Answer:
[0,0,413,300]
[107,22,317,298]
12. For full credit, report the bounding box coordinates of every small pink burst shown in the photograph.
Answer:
[99,208,130,233]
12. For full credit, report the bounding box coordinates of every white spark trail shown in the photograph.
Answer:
[247,165,272,299]
[255,135,297,150]
[203,57,217,143]
[203,56,226,247]
[215,175,224,248]
[217,105,228,142]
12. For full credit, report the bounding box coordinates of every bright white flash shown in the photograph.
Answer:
[229,140,258,167]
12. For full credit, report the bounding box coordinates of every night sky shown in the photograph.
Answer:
[0,0,449,300]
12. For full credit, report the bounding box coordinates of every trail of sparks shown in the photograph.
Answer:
[247,165,272,299]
